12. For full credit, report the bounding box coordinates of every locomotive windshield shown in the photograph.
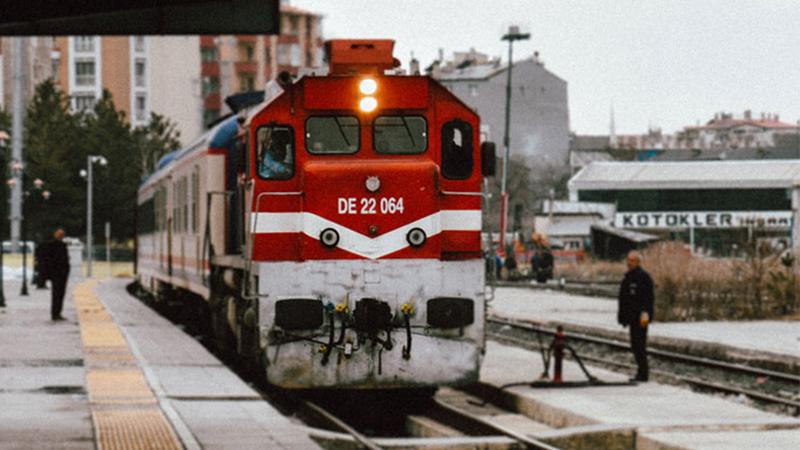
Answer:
[373,116,427,154]
[306,116,359,154]
[257,125,294,180]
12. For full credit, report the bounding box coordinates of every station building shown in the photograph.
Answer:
[568,160,800,255]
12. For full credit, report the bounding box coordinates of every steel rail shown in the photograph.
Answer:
[488,316,800,384]
[433,397,561,450]
[487,331,800,415]
[302,400,384,450]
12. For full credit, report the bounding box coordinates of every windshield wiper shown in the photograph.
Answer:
[400,117,416,148]
[333,117,351,147]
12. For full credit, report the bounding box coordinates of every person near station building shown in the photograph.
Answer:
[530,233,555,284]
[40,228,70,321]
[617,250,654,382]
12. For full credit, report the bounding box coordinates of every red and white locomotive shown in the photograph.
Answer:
[136,39,496,389]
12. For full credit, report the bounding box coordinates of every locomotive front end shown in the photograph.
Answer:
[247,39,493,388]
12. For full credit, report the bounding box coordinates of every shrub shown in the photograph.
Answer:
[557,241,798,321]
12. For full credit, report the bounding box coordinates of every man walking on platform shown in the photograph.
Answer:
[617,251,654,381]
[41,228,70,321]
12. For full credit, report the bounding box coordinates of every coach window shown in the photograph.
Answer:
[441,119,473,179]
[374,116,427,154]
[257,125,294,180]
[191,168,199,233]
[305,116,359,154]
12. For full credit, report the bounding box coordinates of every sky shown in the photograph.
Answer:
[291,0,800,135]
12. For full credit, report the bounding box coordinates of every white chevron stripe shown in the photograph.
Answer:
[250,210,480,260]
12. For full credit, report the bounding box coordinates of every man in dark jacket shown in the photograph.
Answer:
[41,228,70,321]
[617,251,654,381]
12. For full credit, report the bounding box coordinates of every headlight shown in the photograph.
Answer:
[359,78,377,95]
[406,228,426,247]
[320,228,340,248]
[359,97,377,112]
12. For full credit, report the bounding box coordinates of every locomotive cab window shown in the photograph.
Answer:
[306,116,359,154]
[374,116,427,154]
[257,125,294,180]
[441,119,473,179]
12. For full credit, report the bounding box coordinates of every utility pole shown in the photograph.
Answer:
[10,38,26,253]
[83,155,107,277]
[87,157,94,277]
[105,221,111,278]
[499,26,530,254]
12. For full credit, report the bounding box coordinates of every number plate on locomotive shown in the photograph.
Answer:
[338,197,405,215]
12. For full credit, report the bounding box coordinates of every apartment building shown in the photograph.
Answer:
[52,35,203,141]
[200,3,323,126]
[432,48,570,168]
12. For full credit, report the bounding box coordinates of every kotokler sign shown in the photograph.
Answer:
[615,211,792,229]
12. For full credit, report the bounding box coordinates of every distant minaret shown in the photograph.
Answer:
[609,104,617,148]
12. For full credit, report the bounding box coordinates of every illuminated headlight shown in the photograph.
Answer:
[359,97,378,112]
[406,228,426,247]
[320,228,340,248]
[359,78,377,95]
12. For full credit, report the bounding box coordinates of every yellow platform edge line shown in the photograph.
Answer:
[74,280,184,450]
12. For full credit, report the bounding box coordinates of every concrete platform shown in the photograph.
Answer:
[480,340,800,449]
[0,278,320,449]
[489,286,800,369]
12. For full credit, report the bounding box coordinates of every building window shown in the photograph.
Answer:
[290,44,301,67]
[277,44,291,66]
[239,74,255,92]
[135,95,147,122]
[51,54,60,78]
[134,60,146,87]
[73,94,96,112]
[204,109,220,127]
[240,43,255,62]
[200,47,218,62]
[134,36,145,53]
[201,75,219,96]
[75,60,96,86]
[469,84,479,97]
[74,36,95,52]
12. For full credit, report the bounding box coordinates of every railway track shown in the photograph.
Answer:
[488,316,800,416]
[130,283,564,449]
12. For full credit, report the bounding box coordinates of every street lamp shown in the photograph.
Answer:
[499,25,530,253]
[82,155,107,277]
[8,163,46,296]
[0,130,8,307]
[8,160,30,296]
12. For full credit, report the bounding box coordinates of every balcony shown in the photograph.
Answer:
[204,93,221,110]
[235,61,257,74]
[236,35,258,43]
[201,61,220,77]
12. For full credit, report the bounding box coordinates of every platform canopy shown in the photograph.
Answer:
[0,0,279,35]
[570,159,800,191]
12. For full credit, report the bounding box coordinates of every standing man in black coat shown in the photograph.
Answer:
[42,228,70,321]
[617,251,654,381]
